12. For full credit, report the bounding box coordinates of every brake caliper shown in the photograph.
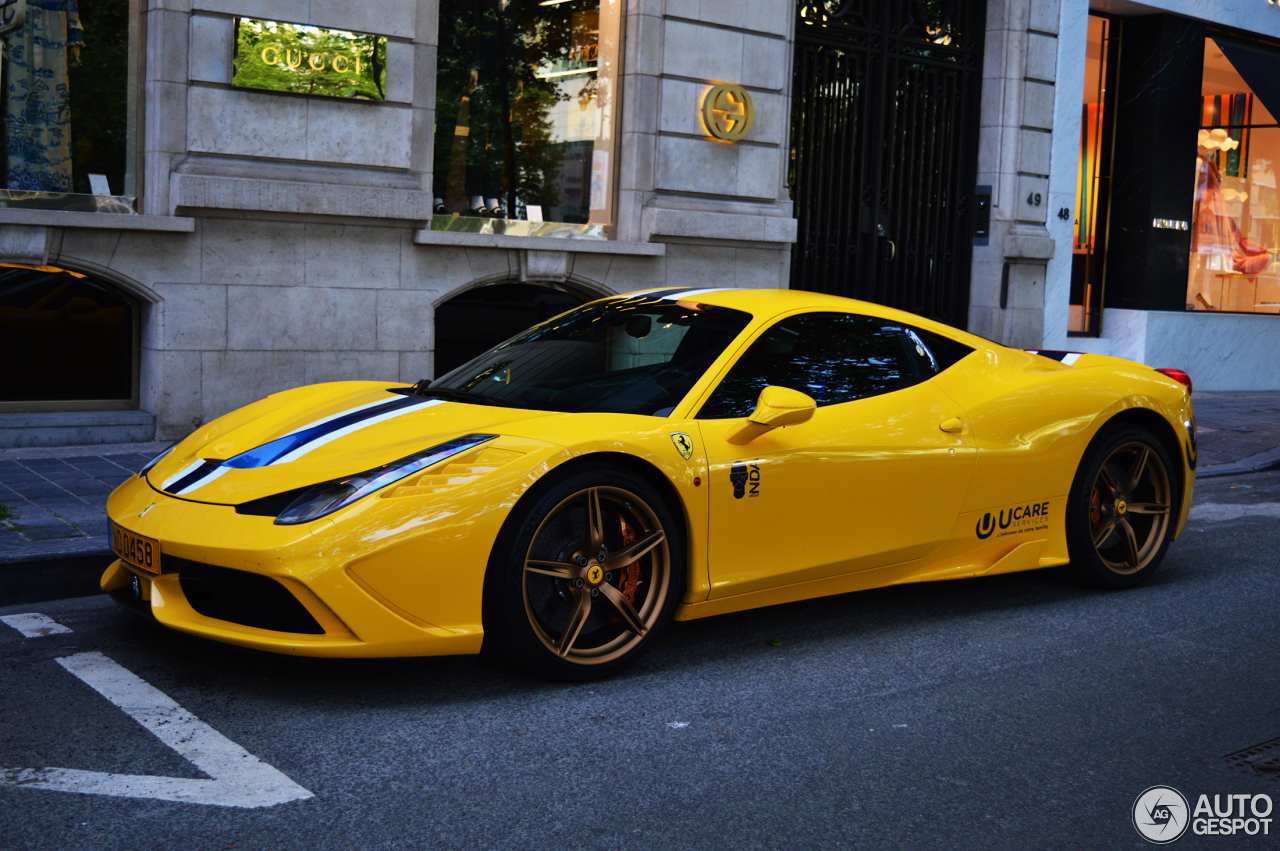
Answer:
[617,514,641,605]
[1090,483,1102,531]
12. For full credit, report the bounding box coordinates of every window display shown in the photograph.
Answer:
[0,0,134,209]
[1070,14,1117,335]
[431,0,621,237]
[1187,36,1280,314]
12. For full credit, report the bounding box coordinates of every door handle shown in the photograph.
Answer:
[939,417,964,434]
[886,239,896,262]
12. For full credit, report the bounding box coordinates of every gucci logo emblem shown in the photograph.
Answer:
[701,83,755,142]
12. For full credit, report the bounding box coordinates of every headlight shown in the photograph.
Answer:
[139,445,174,478]
[275,434,497,525]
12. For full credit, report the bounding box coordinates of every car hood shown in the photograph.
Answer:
[144,381,559,506]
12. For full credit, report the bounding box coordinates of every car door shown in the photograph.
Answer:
[695,311,977,597]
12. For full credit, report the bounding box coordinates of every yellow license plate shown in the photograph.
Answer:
[111,522,162,575]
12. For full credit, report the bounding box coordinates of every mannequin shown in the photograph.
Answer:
[4,0,84,193]
[1190,128,1270,309]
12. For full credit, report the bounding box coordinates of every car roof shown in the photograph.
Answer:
[616,287,995,349]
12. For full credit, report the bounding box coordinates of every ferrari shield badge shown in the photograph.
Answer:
[670,432,694,460]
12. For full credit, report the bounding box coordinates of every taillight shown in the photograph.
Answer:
[1155,368,1192,394]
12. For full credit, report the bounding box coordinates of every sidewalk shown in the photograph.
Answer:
[0,441,170,564]
[0,392,1277,601]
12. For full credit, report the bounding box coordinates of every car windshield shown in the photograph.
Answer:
[423,294,753,415]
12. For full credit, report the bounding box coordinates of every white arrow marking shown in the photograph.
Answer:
[0,613,72,638]
[0,652,313,808]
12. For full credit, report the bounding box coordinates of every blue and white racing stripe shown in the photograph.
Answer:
[623,287,731,302]
[660,288,731,301]
[1029,350,1082,366]
[159,395,443,496]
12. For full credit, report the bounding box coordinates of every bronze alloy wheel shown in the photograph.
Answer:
[1086,440,1172,575]
[521,485,672,665]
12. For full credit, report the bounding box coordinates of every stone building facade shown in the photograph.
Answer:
[1,0,1277,448]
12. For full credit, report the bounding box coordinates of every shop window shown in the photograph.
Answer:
[0,264,138,409]
[431,0,621,239]
[1071,14,1118,336]
[432,282,586,378]
[1188,35,1280,314]
[0,0,138,212]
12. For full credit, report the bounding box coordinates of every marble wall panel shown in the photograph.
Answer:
[201,218,306,286]
[306,100,413,169]
[225,286,377,351]
[375,291,435,352]
[188,87,308,161]
[304,225,402,289]
[399,351,435,384]
[200,351,307,422]
[188,14,233,85]
[310,0,416,39]
[655,135,739,195]
[142,349,203,438]
[697,0,791,37]
[303,352,401,385]
[108,230,204,288]
[152,283,228,350]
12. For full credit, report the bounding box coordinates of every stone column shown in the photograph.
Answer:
[970,0,1060,347]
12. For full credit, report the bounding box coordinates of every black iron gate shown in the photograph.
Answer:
[790,0,986,327]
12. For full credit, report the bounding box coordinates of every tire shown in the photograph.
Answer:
[481,462,685,681]
[1064,423,1179,588]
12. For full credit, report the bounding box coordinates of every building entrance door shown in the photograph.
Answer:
[789,0,986,328]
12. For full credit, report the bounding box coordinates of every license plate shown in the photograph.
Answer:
[111,522,162,575]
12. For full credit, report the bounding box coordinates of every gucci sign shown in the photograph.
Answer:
[701,83,755,142]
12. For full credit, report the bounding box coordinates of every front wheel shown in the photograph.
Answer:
[1065,424,1179,588]
[482,463,685,680]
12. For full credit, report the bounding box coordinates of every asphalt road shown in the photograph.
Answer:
[2,472,1278,850]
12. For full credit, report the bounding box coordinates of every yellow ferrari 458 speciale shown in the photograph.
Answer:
[102,288,1196,679]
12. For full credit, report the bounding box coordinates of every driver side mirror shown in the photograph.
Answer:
[726,386,816,445]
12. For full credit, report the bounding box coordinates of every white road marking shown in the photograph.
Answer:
[1188,502,1280,523]
[667,721,690,729]
[0,613,72,638]
[0,652,313,808]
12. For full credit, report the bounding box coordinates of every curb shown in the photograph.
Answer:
[1197,446,1280,480]
[0,551,114,606]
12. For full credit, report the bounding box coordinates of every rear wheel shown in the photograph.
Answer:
[1065,424,1178,588]
[482,463,684,680]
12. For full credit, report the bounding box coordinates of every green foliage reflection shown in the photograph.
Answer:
[232,18,387,100]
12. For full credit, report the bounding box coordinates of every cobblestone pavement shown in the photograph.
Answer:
[0,442,169,563]
[0,392,1274,565]
[1193,391,1280,468]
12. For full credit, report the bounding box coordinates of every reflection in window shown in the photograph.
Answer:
[1,0,135,208]
[432,0,620,234]
[0,264,136,404]
[1071,14,1117,336]
[429,297,751,416]
[1189,37,1280,314]
[697,313,925,419]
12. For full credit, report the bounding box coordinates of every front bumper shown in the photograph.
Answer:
[99,463,536,658]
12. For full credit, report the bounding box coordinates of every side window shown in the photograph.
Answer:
[904,326,974,376]
[697,313,921,419]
